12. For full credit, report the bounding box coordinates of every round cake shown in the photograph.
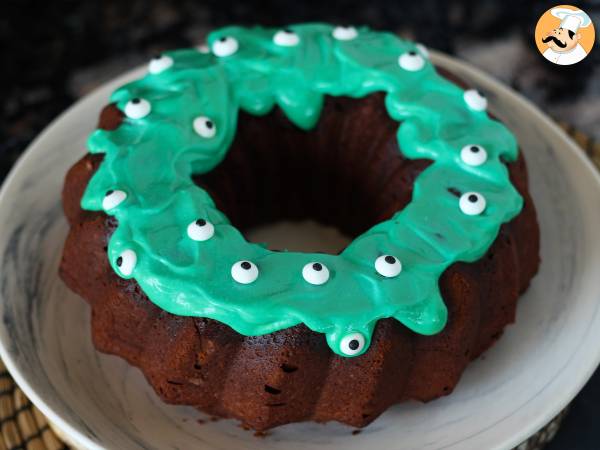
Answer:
[60,23,540,431]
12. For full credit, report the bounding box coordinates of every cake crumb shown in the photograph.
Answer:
[197,419,205,425]
[254,430,270,438]
[352,429,362,435]
[210,416,220,422]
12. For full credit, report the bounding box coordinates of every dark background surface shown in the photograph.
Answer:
[1,1,599,447]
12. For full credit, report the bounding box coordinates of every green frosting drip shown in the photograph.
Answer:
[81,23,522,357]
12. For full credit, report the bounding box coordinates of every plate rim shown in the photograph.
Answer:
[0,50,599,450]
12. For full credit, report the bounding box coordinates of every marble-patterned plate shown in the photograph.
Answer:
[1,51,600,450]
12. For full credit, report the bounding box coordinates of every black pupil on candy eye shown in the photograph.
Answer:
[132,98,140,104]
[106,190,114,196]
[283,28,292,33]
[384,255,396,264]
[348,340,359,350]
[241,261,252,270]
[116,257,123,267]
[196,219,206,226]
[408,51,417,56]
[205,120,214,129]
[470,146,480,153]
[153,54,161,60]
[312,263,322,271]
[468,194,478,203]
[220,37,227,42]
[477,90,485,98]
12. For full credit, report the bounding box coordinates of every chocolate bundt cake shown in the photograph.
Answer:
[60,24,540,431]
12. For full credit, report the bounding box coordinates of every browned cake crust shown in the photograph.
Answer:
[60,70,540,431]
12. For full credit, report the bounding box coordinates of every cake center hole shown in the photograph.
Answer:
[194,94,429,254]
[245,220,351,253]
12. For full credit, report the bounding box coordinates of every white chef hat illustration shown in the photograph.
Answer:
[551,7,592,33]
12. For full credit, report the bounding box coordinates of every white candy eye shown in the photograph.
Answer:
[197,44,210,54]
[416,43,429,58]
[193,116,216,138]
[115,249,137,277]
[148,54,173,74]
[398,51,425,71]
[231,260,259,284]
[193,116,217,139]
[375,255,402,278]
[212,36,239,57]
[102,190,127,210]
[464,89,487,111]
[459,192,486,215]
[340,332,366,356]
[461,145,488,166]
[124,98,151,119]
[274,28,300,46]
[332,26,358,41]
[187,218,215,241]
[302,262,330,285]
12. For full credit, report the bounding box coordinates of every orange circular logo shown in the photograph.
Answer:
[535,4,595,65]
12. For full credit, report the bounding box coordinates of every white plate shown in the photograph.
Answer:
[1,51,600,450]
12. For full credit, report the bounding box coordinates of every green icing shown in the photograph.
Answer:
[81,23,522,357]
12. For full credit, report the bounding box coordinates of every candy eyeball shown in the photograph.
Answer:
[187,218,215,241]
[461,145,488,166]
[231,260,259,284]
[274,28,300,46]
[375,255,402,278]
[115,249,137,277]
[398,51,425,71]
[124,98,151,119]
[212,36,239,57]
[148,54,173,74]
[332,26,358,41]
[302,262,330,285]
[459,192,487,216]
[102,190,127,210]
[464,89,488,111]
[193,116,217,138]
[340,332,366,356]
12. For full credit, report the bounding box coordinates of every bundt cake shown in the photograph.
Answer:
[60,23,540,431]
